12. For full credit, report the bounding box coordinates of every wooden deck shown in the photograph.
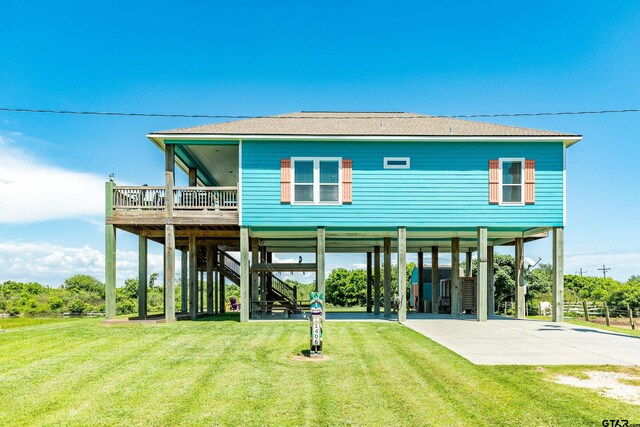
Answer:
[107,185,239,227]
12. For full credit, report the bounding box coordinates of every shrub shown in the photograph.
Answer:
[68,299,88,314]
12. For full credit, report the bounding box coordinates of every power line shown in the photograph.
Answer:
[598,264,611,279]
[0,106,640,120]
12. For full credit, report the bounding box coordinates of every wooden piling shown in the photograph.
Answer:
[138,236,148,319]
[604,301,610,326]
[431,246,439,314]
[374,246,381,315]
[240,227,250,322]
[476,227,488,322]
[397,227,407,322]
[383,237,391,317]
[451,237,460,318]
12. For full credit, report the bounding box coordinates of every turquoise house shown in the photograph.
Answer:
[104,112,581,323]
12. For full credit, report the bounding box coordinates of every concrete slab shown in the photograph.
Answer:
[404,315,640,365]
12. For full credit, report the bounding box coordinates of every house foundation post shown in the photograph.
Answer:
[366,252,372,313]
[487,245,495,316]
[138,236,148,319]
[164,225,176,322]
[431,246,439,314]
[189,233,198,320]
[105,180,116,320]
[374,245,381,315]
[515,237,526,319]
[317,227,326,320]
[552,227,564,322]
[251,238,259,318]
[206,245,214,315]
[383,237,391,317]
[465,250,472,277]
[417,251,424,312]
[451,237,461,318]
[397,227,407,322]
[181,251,188,313]
[240,227,250,322]
[476,227,488,322]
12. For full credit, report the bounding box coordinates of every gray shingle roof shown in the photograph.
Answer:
[150,112,580,137]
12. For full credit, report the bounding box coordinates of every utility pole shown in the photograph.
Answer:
[597,264,611,279]
[576,268,587,276]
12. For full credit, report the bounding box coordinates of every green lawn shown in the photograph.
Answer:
[529,315,640,337]
[1,316,639,426]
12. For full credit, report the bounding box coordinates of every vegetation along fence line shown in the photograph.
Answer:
[564,301,637,329]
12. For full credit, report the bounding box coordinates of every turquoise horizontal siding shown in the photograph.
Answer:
[241,140,564,227]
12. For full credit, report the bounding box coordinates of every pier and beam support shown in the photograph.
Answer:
[189,233,197,320]
[240,227,250,322]
[374,245,381,315]
[451,238,461,318]
[181,251,188,313]
[366,252,372,313]
[487,245,495,316]
[206,245,214,315]
[431,246,439,314]
[476,227,488,322]
[383,237,391,317]
[417,251,424,312]
[164,225,176,322]
[251,238,259,318]
[317,227,326,319]
[397,227,407,322]
[552,227,564,322]
[138,236,148,319]
[515,237,526,319]
[465,250,472,277]
[105,180,116,320]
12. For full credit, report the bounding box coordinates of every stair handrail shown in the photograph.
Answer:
[218,249,241,278]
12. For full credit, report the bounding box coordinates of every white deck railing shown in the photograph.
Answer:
[112,186,238,211]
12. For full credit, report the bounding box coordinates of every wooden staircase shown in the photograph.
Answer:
[217,249,307,313]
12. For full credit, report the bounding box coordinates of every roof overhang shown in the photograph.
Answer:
[148,133,582,147]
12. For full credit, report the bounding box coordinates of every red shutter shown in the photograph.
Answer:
[489,160,499,204]
[524,160,535,204]
[280,159,291,203]
[342,159,352,203]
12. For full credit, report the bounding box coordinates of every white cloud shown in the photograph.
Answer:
[0,132,105,223]
[0,241,168,287]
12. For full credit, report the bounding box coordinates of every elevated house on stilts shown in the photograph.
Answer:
[104,112,581,322]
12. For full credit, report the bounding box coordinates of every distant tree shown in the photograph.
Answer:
[63,275,105,298]
[123,278,139,300]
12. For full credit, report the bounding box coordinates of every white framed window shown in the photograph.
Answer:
[291,157,342,205]
[384,157,410,169]
[499,158,525,206]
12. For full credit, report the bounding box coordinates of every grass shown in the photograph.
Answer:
[1,316,639,426]
[0,316,83,330]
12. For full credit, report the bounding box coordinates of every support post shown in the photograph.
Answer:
[374,245,381,315]
[476,227,488,322]
[200,270,204,313]
[181,251,188,313]
[219,274,226,314]
[188,167,197,186]
[417,251,424,312]
[515,237,526,319]
[431,246,439,314]
[138,236,148,319]
[397,227,407,322]
[105,181,116,320]
[207,245,214,315]
[240,227,250,322]
[189,233,197,320]
[465,250,472,277]
[487,245,495,316]
[366,252,372,313]
[451,238,460,317]
[251,238,259,318]
[164,225,176,322]
[317,227,326,319]
[552,227,564,322]
[383,237,391,317]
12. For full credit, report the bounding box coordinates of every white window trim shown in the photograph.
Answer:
[499,157,525,206]
[384,157,410,169]
[291,157,342,205]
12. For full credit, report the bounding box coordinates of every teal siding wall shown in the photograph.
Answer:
[241,140,564,227]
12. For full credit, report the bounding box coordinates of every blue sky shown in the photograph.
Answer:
[1,1,639,285]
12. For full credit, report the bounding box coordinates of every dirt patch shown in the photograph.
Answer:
[292,354,330,362]
[553,371,640,405]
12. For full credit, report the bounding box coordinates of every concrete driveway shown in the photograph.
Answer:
[404,315,640,365]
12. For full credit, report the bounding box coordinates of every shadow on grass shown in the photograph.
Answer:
[192,313,241,323]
